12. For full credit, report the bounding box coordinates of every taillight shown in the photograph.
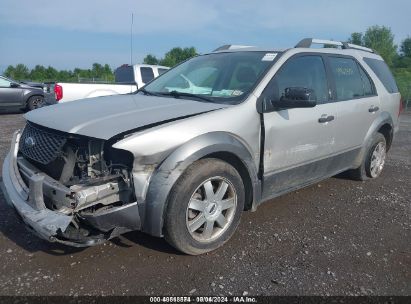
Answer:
[54,84,63,102]
[399,97,404,117]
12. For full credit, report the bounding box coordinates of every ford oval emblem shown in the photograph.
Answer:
[25,137,36,148]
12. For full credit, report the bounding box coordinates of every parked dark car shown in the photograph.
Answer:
[0,75,48,112]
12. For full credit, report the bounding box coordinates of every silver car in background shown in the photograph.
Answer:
[1,38,401,254]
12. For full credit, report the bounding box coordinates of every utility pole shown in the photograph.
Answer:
[130,13,134,66]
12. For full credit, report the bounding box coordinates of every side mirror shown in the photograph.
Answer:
[10,82,20,88]
[267,87,317,111]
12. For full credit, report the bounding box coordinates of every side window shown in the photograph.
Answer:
[115,66,134,83]
[0,77,11,87]
[329,57,365,100]
[357,64,374,96]
[158,68,168,75]
[363,57,399,93]
[140,67,155,83]
[269,55,329,104]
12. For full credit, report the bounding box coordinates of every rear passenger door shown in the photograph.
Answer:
[326,56,380,153]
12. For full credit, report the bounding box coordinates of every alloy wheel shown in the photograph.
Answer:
[186,176,237,242]
[370,141,386,178]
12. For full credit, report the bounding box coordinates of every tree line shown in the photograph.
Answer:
[3,47,197,83]
[3,26,411,99]
[347,26,411,100]
[4,63,115,83]
[143,47,197,67]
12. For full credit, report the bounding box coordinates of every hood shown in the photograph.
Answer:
[20,81,44,89]
[19,83,43,91]
[24,94,229,140]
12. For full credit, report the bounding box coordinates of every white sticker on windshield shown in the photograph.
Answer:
[262,53,277,61]
[231,90,243,96]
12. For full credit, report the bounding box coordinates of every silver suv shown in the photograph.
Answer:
[1,38,401,254]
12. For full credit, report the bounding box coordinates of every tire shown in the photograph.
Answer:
[27,95,44,111]
[348,133,387,181]
[164,158,245,255]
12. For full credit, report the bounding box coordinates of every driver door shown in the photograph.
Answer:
[261,54,337,199]
[0,77,23,108]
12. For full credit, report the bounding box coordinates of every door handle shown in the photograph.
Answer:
[318,115,335,123]
[368,106,379,113]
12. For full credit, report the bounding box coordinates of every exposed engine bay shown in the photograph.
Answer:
[16,122,140,246]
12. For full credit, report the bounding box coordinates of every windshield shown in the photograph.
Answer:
[143,51,280,104]
[1,75,17,83]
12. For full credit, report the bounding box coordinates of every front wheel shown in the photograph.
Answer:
[164,158,245,255]
[27,95,44,111]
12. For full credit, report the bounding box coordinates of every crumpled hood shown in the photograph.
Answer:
[25,94,228,140]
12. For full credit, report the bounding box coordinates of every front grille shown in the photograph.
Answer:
[19,123,67,165]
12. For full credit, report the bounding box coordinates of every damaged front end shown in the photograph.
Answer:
[1,122,140,247]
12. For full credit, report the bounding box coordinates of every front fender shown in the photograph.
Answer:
[24,89,44,100]
[142,131,260,237]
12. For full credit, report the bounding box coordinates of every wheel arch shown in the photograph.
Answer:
[25,93,45,109]
[354,111,394,167]
[25,91,45,101]
[378,123,393,151]
[201,151,254,211]
[142,132,261,237]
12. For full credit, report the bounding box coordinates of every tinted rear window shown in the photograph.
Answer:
[140,67,154,83]
[115,66,135,83]
[363,58,398,93]
[158,68,168,75]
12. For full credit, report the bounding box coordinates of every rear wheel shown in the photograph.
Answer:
[164,158,245,255]
[349,133,387,180]
[27,95,44,111]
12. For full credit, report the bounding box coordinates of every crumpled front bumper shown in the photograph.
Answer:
[1,131,72,242]
[1,130,141,247]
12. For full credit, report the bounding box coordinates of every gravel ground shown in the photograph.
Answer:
[0,111,409,296]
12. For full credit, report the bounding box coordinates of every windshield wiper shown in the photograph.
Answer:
[137,87,160,96]
[160,90,213,103]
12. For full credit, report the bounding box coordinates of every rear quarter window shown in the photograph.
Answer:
[140,67,155,83]
[158,68,168,75]
[363,58,399,93]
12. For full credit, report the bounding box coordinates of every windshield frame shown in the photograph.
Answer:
[139,51,283,105]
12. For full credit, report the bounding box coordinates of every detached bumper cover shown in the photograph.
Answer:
[1,131,72,241]
[1,131,141,247]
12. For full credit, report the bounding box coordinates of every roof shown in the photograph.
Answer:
[210,38,378,57]
[210,46,287,54]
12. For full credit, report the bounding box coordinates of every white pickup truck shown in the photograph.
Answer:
[54,64,169,103]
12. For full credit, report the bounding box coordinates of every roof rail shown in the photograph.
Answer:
[295,38,374,53]
[345,43,374,53]
[213,44,254,52]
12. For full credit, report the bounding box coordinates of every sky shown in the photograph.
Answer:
[0,0,410,72]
